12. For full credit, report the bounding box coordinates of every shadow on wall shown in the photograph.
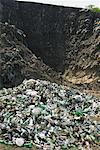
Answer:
[0,0,80,72]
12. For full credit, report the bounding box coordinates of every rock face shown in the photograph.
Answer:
[0,0,100,90]
[63,15,100,90]
[1,0,68,71]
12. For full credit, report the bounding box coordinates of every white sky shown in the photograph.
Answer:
[17,0,100,8]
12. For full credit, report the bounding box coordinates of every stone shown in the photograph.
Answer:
[32,107,41,116]
[26,89,37,96]
[15,138,24,147]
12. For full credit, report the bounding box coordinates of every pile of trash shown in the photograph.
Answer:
[0,79,100,149]
[0,22,61,89]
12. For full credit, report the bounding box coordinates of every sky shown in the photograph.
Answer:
[17,0,100,8]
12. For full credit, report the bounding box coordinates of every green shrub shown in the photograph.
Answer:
[87,5,100,13]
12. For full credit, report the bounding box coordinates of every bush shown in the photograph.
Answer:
[87,5,100,13]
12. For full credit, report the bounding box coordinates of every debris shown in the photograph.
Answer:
[0,79,100,149]
[15,138,24,147]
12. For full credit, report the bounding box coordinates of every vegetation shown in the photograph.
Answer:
[87,5,100,13]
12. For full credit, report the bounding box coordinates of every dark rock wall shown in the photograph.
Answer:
[0,0,78,71]
[0,0,2,21]
[0,0,99,72]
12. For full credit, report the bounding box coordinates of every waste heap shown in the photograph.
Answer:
[0,79,100,149]
[0,22,61,89]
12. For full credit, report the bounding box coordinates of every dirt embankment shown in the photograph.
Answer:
[63,13,100,92]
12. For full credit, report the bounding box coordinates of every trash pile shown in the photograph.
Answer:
[0,79,100,149]
[0,22,61,89]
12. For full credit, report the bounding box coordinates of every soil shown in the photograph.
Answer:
[0,145,36,150]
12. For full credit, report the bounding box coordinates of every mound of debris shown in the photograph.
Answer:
[0,22,61,89]
[0,79,100,149]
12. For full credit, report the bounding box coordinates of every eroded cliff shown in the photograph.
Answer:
[0,0,100,91]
